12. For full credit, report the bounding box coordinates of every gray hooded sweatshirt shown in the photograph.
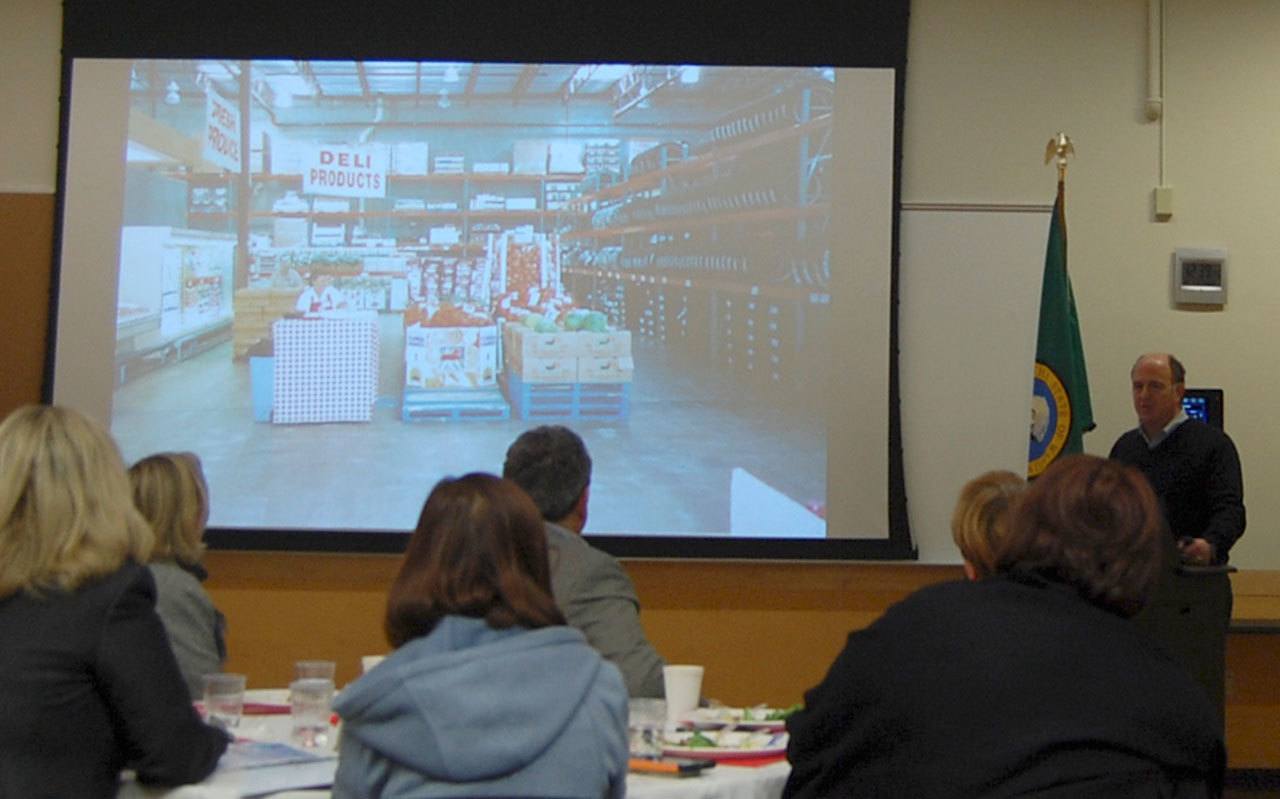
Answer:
[332,615,628,798]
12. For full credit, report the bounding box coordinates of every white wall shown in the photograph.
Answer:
[5,0,1278,568]
[902,0,1280,570]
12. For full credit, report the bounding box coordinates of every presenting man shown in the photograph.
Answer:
[1109,353,1245,725]
[503,425,666,698]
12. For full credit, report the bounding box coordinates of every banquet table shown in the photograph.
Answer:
[118,691,791,799]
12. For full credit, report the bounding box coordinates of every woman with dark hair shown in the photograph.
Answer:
[332,473,628,799]
[784,455,1225,799]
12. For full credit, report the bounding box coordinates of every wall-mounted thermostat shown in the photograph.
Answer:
[1172,248,1227,306]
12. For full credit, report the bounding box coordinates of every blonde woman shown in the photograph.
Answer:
[0,405,227,796]
[129,451,227,698]
[950,469,1026,580]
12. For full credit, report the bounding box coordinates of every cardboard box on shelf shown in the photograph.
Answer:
[577,356,634,383]
[392,142,430,175]
[404,324,498,389]
[504,324,583,360]
[432,153,466,174]
[512,140,548,175]
[578,330,632,357]
[507,354,578,383]
[428,226,462,246]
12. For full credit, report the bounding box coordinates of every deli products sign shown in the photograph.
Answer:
[203,90,241,172]
[303,145,388,198]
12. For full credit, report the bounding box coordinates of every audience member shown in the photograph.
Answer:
[503,424,667,698]
[949,469,1025,580]
[333,473,628,799]
[784,455,1225,798]
[0,404,227,796]
[129,451,228,698]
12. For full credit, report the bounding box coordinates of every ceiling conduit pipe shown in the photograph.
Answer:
[1145,0,1164,121]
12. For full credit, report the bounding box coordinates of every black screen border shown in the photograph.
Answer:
[52,0,915,561]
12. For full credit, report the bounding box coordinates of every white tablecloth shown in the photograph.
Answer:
[120,691,790,799]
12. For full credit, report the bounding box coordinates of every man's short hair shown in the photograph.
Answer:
[1132,353,1185,385]
[502,425,592,522]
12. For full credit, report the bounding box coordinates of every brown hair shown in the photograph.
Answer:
[385,473,564,648]
[129,451,209,566]
[0,405,153,597]
[1000,454,1163,617]
[950,470,1025,578]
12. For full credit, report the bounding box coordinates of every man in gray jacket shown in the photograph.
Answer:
[504,425,666,697]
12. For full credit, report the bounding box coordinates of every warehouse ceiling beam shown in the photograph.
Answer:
[464,64,480,105]
[295,62,324,99]
[355,61,372,99]
[512,64,537,103]
[613,65,680,118]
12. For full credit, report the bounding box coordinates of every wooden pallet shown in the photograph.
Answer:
[504,374,630,421]
[401,388,510,422]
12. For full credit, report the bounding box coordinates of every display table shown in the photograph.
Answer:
[272,314,379,424]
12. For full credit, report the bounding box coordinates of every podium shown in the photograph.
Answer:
[1133,563,1236,731]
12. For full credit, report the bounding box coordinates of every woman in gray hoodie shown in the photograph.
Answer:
[333,473,629,799]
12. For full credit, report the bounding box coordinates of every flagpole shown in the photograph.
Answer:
[1029,131,1093,478]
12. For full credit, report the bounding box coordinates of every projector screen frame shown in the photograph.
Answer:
[49,0,915,561]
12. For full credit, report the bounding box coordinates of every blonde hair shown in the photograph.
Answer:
[0,405,153,597]
[951,470,1026,579]
[129,451,209,566]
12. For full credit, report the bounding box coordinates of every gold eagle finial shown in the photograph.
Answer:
[1045,133,1075,181]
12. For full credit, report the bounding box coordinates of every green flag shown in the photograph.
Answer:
[1028,181,1094,478]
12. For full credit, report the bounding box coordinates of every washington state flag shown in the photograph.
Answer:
[1028,181,1094,478]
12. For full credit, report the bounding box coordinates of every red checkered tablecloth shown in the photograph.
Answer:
[272,317,379,424]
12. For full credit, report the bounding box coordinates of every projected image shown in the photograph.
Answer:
[57,59,889,540]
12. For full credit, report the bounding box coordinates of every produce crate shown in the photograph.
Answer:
[401,388,510,422]
[503,374,630,421]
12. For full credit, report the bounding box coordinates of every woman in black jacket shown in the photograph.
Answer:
[0,404,228,797]
[784,455,1225,799]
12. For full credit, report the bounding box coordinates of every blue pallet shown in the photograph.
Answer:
[402,388,510,422]
[504,374,630,421]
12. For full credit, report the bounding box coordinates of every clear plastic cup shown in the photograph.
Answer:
[202,673,246,730]
[628,698,667,758]
[290,678,335,748]
[294,660,336,681]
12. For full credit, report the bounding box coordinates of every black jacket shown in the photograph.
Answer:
[0,561,228,798]
[783,573,1225,798]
